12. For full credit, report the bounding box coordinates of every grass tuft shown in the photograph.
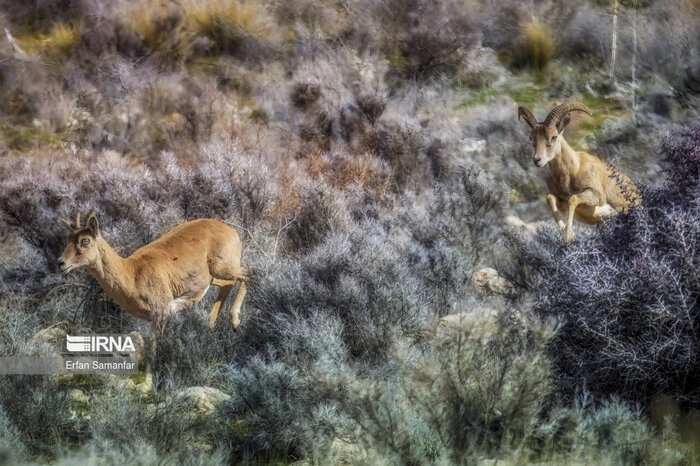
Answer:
[522,17,554,73]
[18,22,82,64]
[184,0,278,56]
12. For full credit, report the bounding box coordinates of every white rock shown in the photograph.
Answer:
[330,438,369,465]
[31,322,71,345]
[439,309,499,338]
[504,215,538,235]
[172,386,232,415]
[472,268,513,296]
[125,368,154,396]
[67,388,88,405]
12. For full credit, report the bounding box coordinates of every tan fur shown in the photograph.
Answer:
[519,102,641,244]
[58,215,247,329]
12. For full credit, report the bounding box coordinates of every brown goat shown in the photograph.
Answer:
[58,214,247,329]
[518,101,641,243]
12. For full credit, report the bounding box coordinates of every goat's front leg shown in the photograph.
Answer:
[565,189,601,244]
[547,194,567,232]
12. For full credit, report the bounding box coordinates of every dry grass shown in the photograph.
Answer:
[123,0,191,60]
[18,23,82,64]
[129,3,176,46]
[123,0,279,59]
[184,0,279,54]
[271,0,350,37]
[522,17,554,73]
[304,150,393,192]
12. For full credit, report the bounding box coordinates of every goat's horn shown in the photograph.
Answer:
[544,101,592,128]
[517,106,538,128]
[61,219,72,230]
[75,213,81,228]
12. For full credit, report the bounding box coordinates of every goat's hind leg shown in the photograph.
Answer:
[229,281,247,329]
[211,275,247,330]
[209,284,233,328]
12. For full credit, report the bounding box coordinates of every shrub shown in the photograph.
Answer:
[149,310,232,389]
[53,439,229,466]
[361,0,478,83]
[335,312,554,463]
[460,96,541,202]
[331,311,684,464]
[0,407,26,464]
[559,4,610,65]
[479,0,523,52]
[272,0,348,37]
[0,52,66,128]
[0,376,83,460]
[290,81,321,109]
[246,163,500,363]
[218,354,341,462]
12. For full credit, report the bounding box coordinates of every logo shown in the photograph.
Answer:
[65,335,137,353]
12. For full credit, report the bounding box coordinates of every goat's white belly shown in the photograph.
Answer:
[169,296,190,313]
[169,285,209,313]
[594,204,617,217]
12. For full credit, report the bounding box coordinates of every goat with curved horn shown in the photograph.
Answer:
[517,100,641,244]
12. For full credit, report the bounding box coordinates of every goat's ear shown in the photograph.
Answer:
[556,115,571,132]
[61,219,72,232]
[86,213,100,237]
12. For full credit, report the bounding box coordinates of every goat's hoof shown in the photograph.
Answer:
[563,230,575,245]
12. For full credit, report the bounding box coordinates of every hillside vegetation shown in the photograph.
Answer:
[0,0,699,464]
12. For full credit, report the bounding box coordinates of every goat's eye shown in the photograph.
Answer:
[80,238,90,246]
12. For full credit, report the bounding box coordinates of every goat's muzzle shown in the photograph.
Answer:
[58,259,74,274]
